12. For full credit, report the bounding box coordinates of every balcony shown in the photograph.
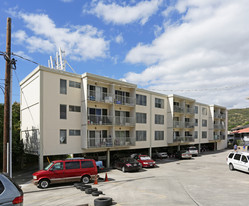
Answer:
[174,106,184,113]
[115,116,135,126]
[185,122,195,128]
[88,115,113,125]
[214,124,225,130]
[114,136,136,147]
[173,136,194,142]
[173,121,184,128]
[115,95,135,106]
[214,113,226,119]
[88,90,113,103]
[88,137,113,148]
[185,107,195,115]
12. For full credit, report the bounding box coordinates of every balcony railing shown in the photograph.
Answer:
[88,137,113,148]
[88,115,113,125]
[115,95,135,106]
[185,107,195,115]
[87,136,135,148]
[214,113,226,119]
[174,106,184,113]
[173,121,184,128]
[88,90,113,103]
[115,116,135,126]
[214,124,225,130]
[185,122,195,128]
[114,136,136,147]
[173,136,194,142]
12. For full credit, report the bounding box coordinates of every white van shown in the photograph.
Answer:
[188,146,198,157]
[226,151,249,173]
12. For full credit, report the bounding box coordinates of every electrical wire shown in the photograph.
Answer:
[11,52,39,65]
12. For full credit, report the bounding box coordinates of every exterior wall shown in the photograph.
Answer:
[20,66,228,161]
[41,69,82,155]
[20,70,40,155]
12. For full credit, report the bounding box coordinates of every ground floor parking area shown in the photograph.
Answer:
[20,149,249,206]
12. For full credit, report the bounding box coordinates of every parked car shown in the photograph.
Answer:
[188,146,198,157]
[156,152,168,159]
[33,158,98,188]
[0,173,23,206]
[114,157,141,172]
[226,151,249,172]
[132,155,156,168]
[175,150,192,159]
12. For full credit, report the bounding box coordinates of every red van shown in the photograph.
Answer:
[33,158,98,188]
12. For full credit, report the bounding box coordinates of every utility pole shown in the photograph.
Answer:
[3,18,11,174]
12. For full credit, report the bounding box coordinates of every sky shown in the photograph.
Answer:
[0,0,249,109]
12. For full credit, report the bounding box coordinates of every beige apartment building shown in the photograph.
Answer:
[20,66,227,169]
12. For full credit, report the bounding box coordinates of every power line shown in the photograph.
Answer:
[11,52,39,65]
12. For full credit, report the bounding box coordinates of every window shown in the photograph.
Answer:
[136,113,147,124]
[194,131,198,139]
[242,155,248,163]
[51,162,63,170]
[81,161,94,168]
[228,153,234,159]
[60,105,67,119]
[195,119,198,126]
[115,90,130,105]
[69,130,81,136]
[69,80,81,88]
[202,107,207,115]
[69,105,81,112]
[202,131,207,138]
[136,94,147,106]
[136,131,147,141]
[60,130,67,144]
[155,114,164,124]
[234,154,241,161]
[155,131,164,140]
[195,106,198,114]
[155,98,164,108]
[60,79,67,94]
[202,119,207,127]
[65,161,80,169]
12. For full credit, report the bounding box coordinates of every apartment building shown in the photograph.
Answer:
[20,66,227,169]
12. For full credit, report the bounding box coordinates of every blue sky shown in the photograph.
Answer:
[0,0,249,109]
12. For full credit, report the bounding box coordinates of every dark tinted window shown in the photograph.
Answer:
[60,79,67,94]
[60,105,67,119]
[81,161,94,168]
[234,154,241,160]
[241,155,248,163]
[0,181,4,194]
[65,161,80,169]
[228,153,234,158]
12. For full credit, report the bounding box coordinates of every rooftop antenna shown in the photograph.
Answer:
[48,47,76,73]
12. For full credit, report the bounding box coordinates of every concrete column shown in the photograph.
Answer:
[39,153,44,170]
[107,149,110,168]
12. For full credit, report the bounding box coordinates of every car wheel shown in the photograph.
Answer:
[94,197,112,206]
[122,167,126,173]
[81,175,90,184]
[229,163,234,171]
[39,179,50,189]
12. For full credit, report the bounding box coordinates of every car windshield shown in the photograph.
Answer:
[123,158,137,163]
[140,156,151,160]
[189,148,197,150]
[44,162,54,171]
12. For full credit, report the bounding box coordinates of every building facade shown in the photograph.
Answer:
[20,66,227,169]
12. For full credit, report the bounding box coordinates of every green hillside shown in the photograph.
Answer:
[228,108,249,130]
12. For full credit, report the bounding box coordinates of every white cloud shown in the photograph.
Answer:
[13,12,109,61]
[115,34,124,44]
[84,0,162,25]
[124,0,249,109]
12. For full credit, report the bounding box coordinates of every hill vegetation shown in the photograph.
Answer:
[228,108,249,130]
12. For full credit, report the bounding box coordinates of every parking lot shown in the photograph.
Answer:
[20,149,249,206]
